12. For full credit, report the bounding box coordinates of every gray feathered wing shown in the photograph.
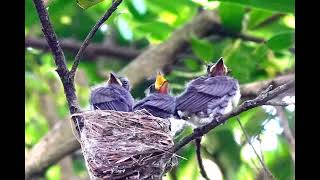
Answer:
[90,86,132,112]
[134,94,175,118]
[175,76,238,116]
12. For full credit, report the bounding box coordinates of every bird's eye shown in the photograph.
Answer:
[207,65,211,72]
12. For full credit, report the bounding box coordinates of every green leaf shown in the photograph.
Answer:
[116,17,133,41]
[136,21,173,40]
[243,108,268,136]
[190,36,214,62]
[73,158,88,176]
[183,58,200,71]
[219,2,245,33]
[146,0,183,14]
[76,0,105,9]
[127,0,147,17]
[264,137,295,180]
[211,0,294,13]
[247,9,275,30]
[267,32,294,51]
[45,165,61,180]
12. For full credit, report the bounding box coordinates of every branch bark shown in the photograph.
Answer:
[32,0,80,116]
[240,73,295,99]
[25,37,141,60]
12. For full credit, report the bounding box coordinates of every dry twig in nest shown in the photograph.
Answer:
[72,110,177,180]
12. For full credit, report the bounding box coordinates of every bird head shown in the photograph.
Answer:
[118,77,130,91]
[107,72,123,86]
[207,57,230,77]
[155,72,169,94]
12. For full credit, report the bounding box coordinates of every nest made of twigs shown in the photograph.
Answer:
[73,110,177,180]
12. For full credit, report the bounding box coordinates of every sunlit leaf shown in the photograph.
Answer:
[183,58,200,71]
[267,31,294,51]
[247,9,274,30]
[116,17,134,41]
[126,0,147,19]
[45,165,61,180]
[136,21,173,40]
[210,0,294,13]
[219,2,245,33]
[190,36,214,62]
[76,0,105,9]
[264,136,294,180]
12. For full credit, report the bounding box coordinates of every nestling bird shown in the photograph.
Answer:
[89,72,134,112]
[134,72,186,136]
[134,72,175,119]
[175,57,241,127]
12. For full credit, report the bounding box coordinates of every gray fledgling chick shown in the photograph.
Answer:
[175,57,241,127]
[134,72,186,136]
[134,72,175,119]
[90,72,134,112]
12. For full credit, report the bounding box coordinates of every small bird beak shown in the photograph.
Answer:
[108,72,122,86]
[215,57,224,69]
[155,72,167,90]
[209,57,228,76]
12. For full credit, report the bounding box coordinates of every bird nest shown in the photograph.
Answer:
[72,110,177,180]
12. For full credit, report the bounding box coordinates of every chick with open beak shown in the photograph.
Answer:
[89,72,134,112]
[175,57,241,127]
[134,72,175,119]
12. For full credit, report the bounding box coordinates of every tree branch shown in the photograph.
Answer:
[29,0,122,178]
[174,80,295,152]
[25,37,141,60]
[240,73,295,99]
[236,116,274,179]
[276,106,295,163]
[195,138,210,180]
[264,100,294,106]
[25,120,80,179]
[70,0,123,78]
[32,0,80,116]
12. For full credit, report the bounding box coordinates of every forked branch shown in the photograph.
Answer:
[70,0,123,78]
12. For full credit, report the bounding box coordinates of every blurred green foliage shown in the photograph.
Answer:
[26,0,295,179]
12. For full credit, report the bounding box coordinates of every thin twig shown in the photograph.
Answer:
[257,135,267,179]
[276,106,295,163]
[236,116,274,179]
[32,0,80,115]
[174,80,295,152]
[195,137,210,180]
[70,0,123,78]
